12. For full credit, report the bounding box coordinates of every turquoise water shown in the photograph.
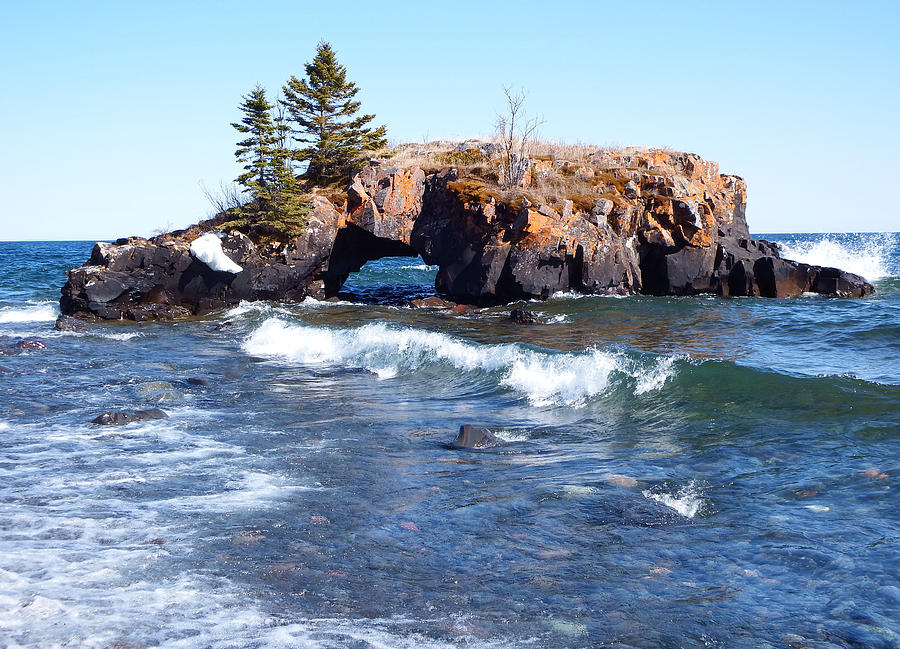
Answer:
[0,233,897,648]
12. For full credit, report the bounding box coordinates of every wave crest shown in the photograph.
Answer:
[0,302,58,323]
[243,319,677,406]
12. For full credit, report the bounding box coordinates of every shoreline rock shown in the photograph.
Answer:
[59,148,874,321]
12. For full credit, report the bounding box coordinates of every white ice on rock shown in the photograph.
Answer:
[189,233,243,274]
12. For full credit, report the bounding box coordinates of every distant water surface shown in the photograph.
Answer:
[0,233,897,648]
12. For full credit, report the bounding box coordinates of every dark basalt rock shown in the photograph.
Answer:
[450,424,502,449]
[14,340,47,350]
[1,339,48,355]
[60,149,874,321]
[56,315,90,332]
[508,309,539,324]
[91,408,168,426]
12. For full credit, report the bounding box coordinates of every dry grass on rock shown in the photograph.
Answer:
[369,139,682,215]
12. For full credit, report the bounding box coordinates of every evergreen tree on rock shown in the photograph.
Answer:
[231,85,308,230]
[282,42,387,182]
[232,85,278,204]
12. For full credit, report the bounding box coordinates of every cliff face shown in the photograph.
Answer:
[60,147,873,320]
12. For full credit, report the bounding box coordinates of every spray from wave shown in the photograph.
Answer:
[243,318,677,406]
[775,233,895,280]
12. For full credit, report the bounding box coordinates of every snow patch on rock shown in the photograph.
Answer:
[190,233,243,274]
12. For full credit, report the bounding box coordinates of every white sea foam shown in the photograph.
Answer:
[0,422,521,649]
[400,263,438,271]
[58,329,143,341]
[159,470,316,512]
[298,296,355,308]
[642,481,706,518]
[101,331,143,341]
[0,301,58,323]
[224,298,355,320]
[549,290,630,300]
[491,429,532,443]
[243,318,677,406]
[0,417,353,649]
[776,233,895,280]
[224,300,266,317]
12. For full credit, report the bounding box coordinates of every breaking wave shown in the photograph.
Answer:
[775,233,895,280]
[0,301,57,323]
[243,318,677,406]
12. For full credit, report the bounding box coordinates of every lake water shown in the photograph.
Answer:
[0,232,897,648]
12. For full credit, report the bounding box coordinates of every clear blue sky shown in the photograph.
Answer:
[2,1,898,240]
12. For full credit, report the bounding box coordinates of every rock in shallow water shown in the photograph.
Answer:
[55,315,89,332]
[91,408,168,425]
[450,424,502,449]
[15,339,47,350]
[601,473,639,488]
[0,339,48,355]
[135,381,182,404]
[508,309,539,324]
[409,296,457,309]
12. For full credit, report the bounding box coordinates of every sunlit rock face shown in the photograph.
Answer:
[60,149,873,321]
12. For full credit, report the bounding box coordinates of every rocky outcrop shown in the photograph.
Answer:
[61,197,341,321]
[60,147,873,320]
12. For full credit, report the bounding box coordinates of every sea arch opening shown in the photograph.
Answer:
[322,224,439,305]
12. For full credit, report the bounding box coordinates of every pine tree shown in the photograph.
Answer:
[268,102,300,210]
[232,85,278,204]
[282,42,387,182]
[230,86,309,235]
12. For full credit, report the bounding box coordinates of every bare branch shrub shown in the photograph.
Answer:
[199,180,249,217]
[495,87,543,189]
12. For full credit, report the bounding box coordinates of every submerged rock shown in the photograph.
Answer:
[15,339,47,350]
[601,473,639,488]
[409,296,457,309]
[59,148,874,321]
[135,381,182,404]
[1,339,48,354]
[91,408,168,425]
[208,320,234,332]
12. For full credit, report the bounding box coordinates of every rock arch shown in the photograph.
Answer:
[60,150,874,321]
